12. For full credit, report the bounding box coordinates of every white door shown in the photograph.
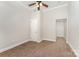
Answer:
[56,20,65,38]
[30,11,40,41]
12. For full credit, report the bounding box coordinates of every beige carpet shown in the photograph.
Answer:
[0,38,76,57]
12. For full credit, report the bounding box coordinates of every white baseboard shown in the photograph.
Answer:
[0,38,56,53]
[43,38,56,42]
[30,38,56,43]
[0,39,30,53]
[66,41,79,57]
[29,40,42,43]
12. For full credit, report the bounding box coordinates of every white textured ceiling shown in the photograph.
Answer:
[21,1,68,7]
[21,1,68,11]
[0,1,68,11]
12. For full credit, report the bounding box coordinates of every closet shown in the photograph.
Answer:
[30,11,41,42]
[56,19,67,39]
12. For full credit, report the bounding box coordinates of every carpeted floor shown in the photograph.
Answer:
[0,38,76,57]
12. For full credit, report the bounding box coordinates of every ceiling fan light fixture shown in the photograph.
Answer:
[36,2,39,7]
[29,1,48,11]
[36,5,39,7]
[36,2,38,5]
[40,3,42,6]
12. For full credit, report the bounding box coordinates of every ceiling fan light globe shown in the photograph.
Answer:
[36,5,39,7]
[40,3,42,6]
[36,2,38,6]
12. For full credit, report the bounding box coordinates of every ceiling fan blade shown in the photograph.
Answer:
[42,3,48,8]
[29,3,36,6]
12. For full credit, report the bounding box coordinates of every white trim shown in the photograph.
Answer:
[43,38,56,42]
[29,39,42,43]
[0,39,30,53]
[66,40,79,57]
[43,4,68,12]
[0,39,56,53]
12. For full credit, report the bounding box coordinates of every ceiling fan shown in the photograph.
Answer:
[28,1,48,11]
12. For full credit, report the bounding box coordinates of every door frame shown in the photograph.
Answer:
[56,18,67,40]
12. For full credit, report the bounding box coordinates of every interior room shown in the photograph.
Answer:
[0,1,79,57]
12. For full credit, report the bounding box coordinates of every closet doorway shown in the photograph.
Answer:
[30,11,41,41]
[56,19,67,39]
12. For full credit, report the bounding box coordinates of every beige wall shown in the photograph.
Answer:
[68,2,79,56]
[42,5,68,41]
[0,2,31,50]
[0,2,68,52]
